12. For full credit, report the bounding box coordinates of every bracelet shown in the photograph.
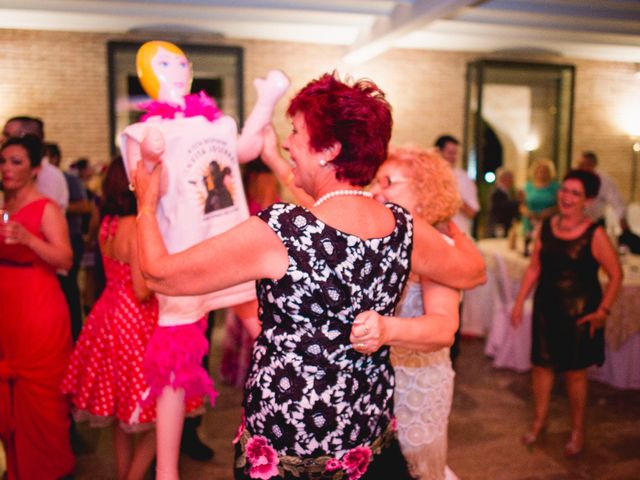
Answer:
[136,207,155,221]
[598,305,611,316]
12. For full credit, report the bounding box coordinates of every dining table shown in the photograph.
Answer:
[461,238,640,389]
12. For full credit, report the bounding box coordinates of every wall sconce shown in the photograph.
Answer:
[524,133,539,163]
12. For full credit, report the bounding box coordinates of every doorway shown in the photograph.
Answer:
[464,60,575,238]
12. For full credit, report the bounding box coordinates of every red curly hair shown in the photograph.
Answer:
[287,72,393,186]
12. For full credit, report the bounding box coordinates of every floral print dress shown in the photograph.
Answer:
[235,202,413,480]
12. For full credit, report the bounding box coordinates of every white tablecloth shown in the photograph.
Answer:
[461,238,640,389]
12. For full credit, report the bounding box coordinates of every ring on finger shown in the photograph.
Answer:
[354,342,367,349]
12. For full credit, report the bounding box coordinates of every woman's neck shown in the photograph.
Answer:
[313,178,362,201]
[4,183,38,211]
[556,212,587,232]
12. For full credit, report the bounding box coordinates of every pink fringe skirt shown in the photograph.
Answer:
[142,317,218,406]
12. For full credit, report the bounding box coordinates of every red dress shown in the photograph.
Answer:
[62,216,160,430]
[0,198,75,480]
[62,216,202,430]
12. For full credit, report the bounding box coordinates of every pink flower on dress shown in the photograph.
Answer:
[324,458,342,472]
[391,417,397,432]
[342,446,372,480]
[245,435,280,479]
[232,412,246,445]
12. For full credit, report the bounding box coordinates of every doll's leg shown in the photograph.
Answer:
[155,386,186,480]
[231,299,261,340]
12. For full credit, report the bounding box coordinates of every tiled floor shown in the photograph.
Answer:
[2,324,639,479]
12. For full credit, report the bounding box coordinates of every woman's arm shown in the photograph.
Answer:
[134,161,288,296]
[411,217,486,290]
[261,125,314,207]
[350,278,459,353]
[1,202,72,271]
[511,229,542,327]
[577,226,623,336]
[123,216,153,302]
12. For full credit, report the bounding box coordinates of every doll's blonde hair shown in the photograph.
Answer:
[136,40,192,99]
[386,145,461,225]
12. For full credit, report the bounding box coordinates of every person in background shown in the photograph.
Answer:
[2,116,69,210]
[371,145,461,480]
[434,135,479,237]
[45,142,93,341]
[576,151,628,231]
[434,134,479,365]
[70,157,105,313]
[0,135,75,479]
[521,158,559,237]
[512,169,622,457]
[62,156,166,480]
[487,167,521,238]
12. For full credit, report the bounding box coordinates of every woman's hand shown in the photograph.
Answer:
[133,159,163,215]
[576,309,607,337]
[0,220,32,246]
[350,310,386,355]
[511,300,524,328]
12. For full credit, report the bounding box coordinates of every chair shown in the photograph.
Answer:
[484,255,532,372]
[625,202,640,235]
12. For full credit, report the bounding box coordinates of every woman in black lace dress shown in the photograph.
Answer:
[512,169,621,457]
[133,73,485,480]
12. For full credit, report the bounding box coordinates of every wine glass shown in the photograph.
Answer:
[0,208,8,244]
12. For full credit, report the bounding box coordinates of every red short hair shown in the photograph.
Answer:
[287,73,392,186]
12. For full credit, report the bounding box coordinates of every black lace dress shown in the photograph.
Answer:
[234,202,414,480]
[532,218,604,371]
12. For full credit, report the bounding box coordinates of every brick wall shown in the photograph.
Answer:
[0,28,637,199]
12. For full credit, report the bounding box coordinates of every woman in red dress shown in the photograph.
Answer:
[62,156,161,479]
[0,135,75,479]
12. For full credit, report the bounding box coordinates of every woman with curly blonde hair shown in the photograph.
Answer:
[371,145,461,480]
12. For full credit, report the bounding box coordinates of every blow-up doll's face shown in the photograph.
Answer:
[151,46,192,105]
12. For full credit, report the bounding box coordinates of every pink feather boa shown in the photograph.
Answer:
[138,91,223,122]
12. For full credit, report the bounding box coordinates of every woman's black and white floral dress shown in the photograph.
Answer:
[235,202,413,480]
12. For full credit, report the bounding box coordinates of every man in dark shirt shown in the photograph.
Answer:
[45,143,92,341]
[488,167,521,237]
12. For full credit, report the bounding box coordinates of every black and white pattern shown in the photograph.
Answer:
[244,202,413,458]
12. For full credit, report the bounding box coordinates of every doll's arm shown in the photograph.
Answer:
[237,70,290,164]
[127,126,169,197]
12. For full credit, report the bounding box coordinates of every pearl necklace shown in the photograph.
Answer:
[313,189,373,207]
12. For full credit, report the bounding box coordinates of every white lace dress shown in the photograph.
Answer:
[392,281,457,480]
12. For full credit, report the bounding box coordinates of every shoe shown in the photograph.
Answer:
[563,429,584,457]
[180,432,214,462]
[521,423,546,446]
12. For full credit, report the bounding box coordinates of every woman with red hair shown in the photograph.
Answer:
[133,73,485,479]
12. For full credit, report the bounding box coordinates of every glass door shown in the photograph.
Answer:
[464,60,575,238]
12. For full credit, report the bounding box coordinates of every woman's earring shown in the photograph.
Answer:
[319,158,327,167]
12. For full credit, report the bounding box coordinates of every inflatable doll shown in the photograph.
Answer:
[120,40,289,479]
